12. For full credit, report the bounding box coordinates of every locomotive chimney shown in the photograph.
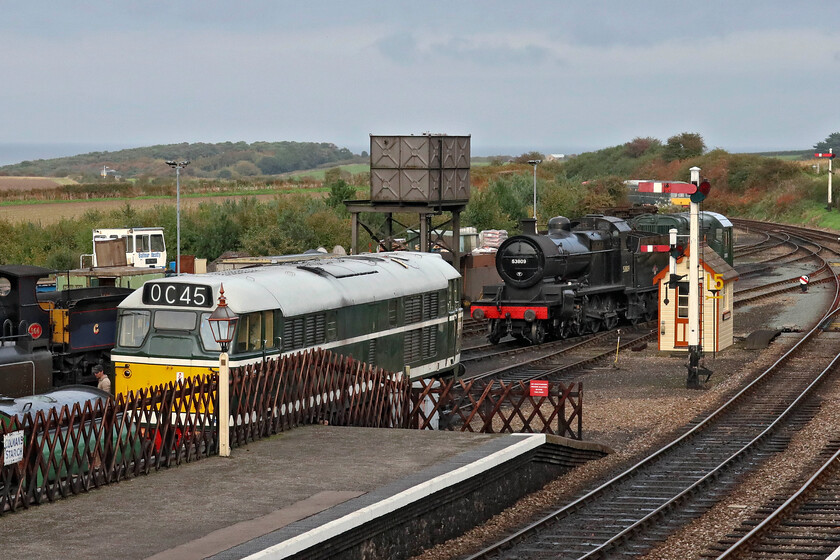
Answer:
[521,218,537,235]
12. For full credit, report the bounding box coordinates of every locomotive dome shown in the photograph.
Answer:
[547,216,572,235]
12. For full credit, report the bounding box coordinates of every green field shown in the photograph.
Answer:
[286,163,370,180]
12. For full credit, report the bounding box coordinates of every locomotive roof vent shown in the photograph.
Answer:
[547,216,572,235]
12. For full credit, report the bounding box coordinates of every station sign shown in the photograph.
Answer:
[4,430,24,465]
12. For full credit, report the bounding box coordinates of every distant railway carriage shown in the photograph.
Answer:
[111,252,463,395]
[630,211,733,265]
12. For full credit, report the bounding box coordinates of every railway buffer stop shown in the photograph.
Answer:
[639,169,737,388]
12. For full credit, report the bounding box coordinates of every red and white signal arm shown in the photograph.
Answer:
[28,323,42,339]
[815,153,836,159]
[637,181,697,194]
[530,380,549,397]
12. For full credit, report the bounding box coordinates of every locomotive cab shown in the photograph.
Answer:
[0,266,55,397]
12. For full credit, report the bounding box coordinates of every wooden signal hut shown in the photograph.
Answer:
[653,242,739,353]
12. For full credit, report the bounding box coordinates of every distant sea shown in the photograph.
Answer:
[0,143,140,167]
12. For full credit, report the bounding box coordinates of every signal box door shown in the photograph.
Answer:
[674,282,689,347]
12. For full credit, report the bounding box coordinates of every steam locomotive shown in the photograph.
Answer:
[0,265,131,397]
[470,215,670,345]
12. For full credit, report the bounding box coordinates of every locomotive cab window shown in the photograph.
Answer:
[153,310,197,331]
[448,279,460,311]
[236,311,277,352]
[199,313,222,352]
[118,310,151,348]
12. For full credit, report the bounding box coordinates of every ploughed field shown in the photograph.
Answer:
[0,192,281,224]
[0,176,71,190]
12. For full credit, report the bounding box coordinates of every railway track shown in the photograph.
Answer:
[708,438,840,559]
[458,221,840,560]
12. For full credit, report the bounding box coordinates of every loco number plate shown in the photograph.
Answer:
[142,283,213,308]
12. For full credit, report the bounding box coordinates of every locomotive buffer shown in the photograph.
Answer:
[638,167,712,388]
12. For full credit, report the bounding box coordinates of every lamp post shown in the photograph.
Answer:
[207,285,238,457]
[165,160,190,274]
[527,159,541,223]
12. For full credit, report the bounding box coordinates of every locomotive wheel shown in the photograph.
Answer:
[584,295,602,333]
[557,323,570,339]
[528,322,546,345]
[602,297,618,330]
[487,320,502,345]
[627,295,645,324]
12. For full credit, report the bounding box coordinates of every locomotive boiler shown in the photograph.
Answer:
[470,215,669,345]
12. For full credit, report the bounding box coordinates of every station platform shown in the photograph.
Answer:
[0,425,609,560]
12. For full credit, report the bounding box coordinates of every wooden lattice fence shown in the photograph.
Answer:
[228,350,411,446]
[1,350,583,515]
[409,378,583,438]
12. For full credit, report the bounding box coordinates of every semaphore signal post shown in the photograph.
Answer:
[638,166,711,388]
[815,149,835,210]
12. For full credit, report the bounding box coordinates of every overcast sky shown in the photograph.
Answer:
[2,1,839,162]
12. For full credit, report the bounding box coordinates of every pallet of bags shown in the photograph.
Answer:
[479,229,508,249]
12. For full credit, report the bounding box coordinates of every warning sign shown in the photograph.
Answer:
[529,380,549,397]
[4,430,24,465]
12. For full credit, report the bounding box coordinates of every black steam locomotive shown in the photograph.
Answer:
[470,215,669,345]
[0,265,132,397]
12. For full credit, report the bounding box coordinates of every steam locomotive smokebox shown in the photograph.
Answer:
[370,135,471,203]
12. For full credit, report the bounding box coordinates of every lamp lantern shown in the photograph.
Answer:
[207,284,238,457]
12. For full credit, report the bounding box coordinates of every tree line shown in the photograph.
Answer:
[0,141,365,181]
[2,131,839,270]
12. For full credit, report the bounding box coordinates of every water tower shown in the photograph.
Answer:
[345,134,471,271]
